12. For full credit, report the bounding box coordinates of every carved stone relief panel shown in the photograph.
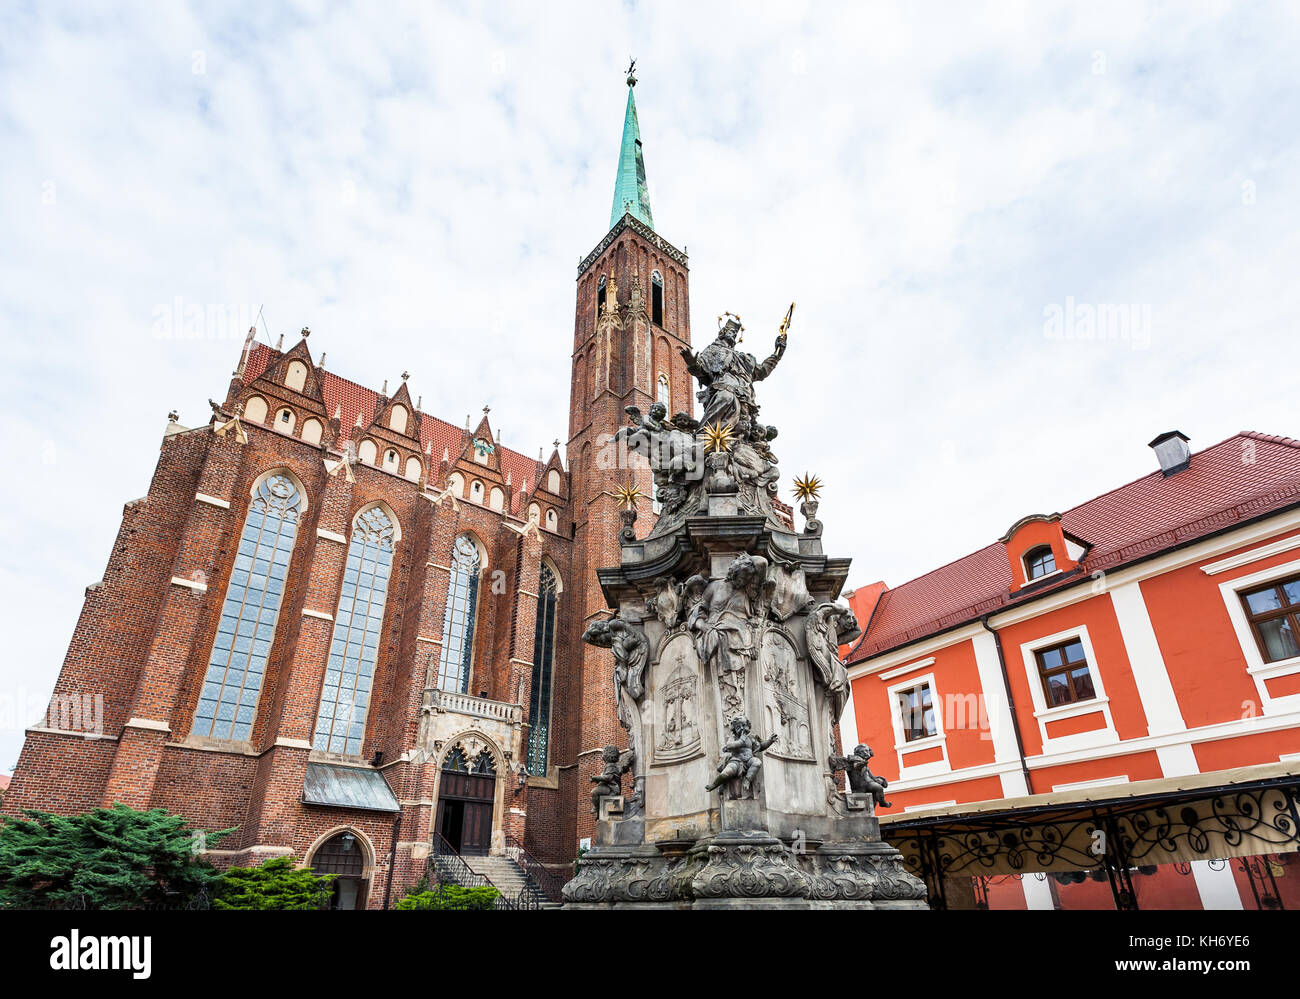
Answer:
[760,629,814,762]
[653,633,703,764]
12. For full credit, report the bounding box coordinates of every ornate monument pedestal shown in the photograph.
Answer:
[564,312,927,910]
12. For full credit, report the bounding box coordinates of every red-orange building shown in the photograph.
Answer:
[841,430,1300,910]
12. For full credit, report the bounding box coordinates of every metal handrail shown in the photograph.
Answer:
[504,833,566,904]
[429,833,517,909]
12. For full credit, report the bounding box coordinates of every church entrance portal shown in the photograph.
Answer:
[435,744,497,856]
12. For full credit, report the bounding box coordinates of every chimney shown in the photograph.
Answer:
[1148,431,1191,477]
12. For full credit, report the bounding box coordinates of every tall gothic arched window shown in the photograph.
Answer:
[651,269,664,326]
[313,505,397,755]
[436,535,482,693]
[194,472,302,741]
[527,564,559,775]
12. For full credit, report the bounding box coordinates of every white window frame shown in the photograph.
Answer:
[1216,555,1300,716]
[1019,624,1117,753]
[885,672,950,780]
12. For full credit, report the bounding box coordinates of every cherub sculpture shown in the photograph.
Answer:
[621,400,669,436]
[705,716,778,799]
[590,745,635,813]
[829,744,891,809]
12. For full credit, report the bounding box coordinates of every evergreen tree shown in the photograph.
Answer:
[0,803,227,909]
[213,856,335,910]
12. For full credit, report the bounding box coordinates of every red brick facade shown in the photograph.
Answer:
[3,210,694,907]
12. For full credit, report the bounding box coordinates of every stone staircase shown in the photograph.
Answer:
[470,855,546,908]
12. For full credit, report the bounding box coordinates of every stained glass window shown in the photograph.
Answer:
[194,472,301,741]
[313,506,396,755]
[527,565,559,775]
[436,535,481,693]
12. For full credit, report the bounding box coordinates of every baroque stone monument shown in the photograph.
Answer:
[563,308,928,909]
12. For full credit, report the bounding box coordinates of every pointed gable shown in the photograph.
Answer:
[242,342,554,507]
[253,336,326,409]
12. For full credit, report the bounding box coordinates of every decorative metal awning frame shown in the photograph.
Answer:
[884,773,1300,910]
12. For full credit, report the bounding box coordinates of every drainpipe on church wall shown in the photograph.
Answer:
[382,809,402,910]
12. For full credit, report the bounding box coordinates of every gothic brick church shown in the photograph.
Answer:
[3,71,700,907]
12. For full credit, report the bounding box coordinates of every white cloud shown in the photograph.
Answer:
[1,1,1299,768]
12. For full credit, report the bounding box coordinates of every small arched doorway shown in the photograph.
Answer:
[311,831,368,910]
[436,744,497,856]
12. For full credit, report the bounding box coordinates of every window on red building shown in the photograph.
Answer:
[1035,638,1096,706]
[1239,576,1300,663]
[896,682,937,742]
[1024,545,1056,580]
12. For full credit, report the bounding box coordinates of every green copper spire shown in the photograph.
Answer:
[609,60,654,231]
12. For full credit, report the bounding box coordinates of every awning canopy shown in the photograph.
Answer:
[880,761,1300,880]
[302,762,400,813]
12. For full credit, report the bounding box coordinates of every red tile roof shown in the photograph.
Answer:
[849,432,1300,662]
[243,344,547,513]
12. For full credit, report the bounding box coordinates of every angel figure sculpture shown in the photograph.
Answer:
[687,553,767,720]
[806,601,860,720]
[581,617,649,756]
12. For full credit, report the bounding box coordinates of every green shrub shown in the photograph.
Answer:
[0,803,227,910]
[214,856,335,910]
[396,884,500,910]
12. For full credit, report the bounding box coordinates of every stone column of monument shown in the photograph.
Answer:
[562,311,929,909]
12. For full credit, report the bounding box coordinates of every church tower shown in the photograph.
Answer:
[567,65,693,838]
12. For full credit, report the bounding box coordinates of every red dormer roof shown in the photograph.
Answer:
[243,343,549,514]
[849,432,1300,662]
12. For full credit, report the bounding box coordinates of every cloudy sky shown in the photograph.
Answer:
[2,1,1298,769]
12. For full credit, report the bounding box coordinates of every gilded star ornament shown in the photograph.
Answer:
[702,421,737,454]
[793,473,823,502]
[614,482,643,510]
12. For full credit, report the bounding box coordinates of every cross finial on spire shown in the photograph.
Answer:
[401,370,409,381]
[483,404,491,416]
[300,326,310,338]
[625,57,637,86]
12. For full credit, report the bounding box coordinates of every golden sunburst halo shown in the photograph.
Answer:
[614,482,643,510]
[702,421,737,454]
[793,473,823,502]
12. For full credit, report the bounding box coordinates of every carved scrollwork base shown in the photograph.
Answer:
[688,834,810,900]
[804,845,928,903]
[561,848,687,904]
[563,837,928,907]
